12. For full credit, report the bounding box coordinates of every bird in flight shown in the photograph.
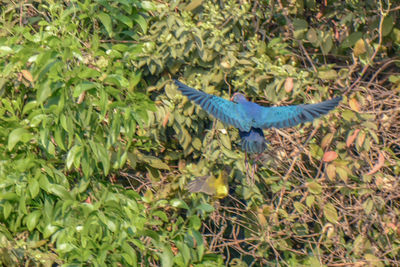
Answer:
[187,169,229,199]
[174,79,341,154]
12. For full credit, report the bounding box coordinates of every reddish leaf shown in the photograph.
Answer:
[323,151,338,162]
[284,77,294,93]
[21,69,33,83]
[162,111,170,127]
[346,129,360,147]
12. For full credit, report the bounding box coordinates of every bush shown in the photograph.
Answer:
[1,0,400,266]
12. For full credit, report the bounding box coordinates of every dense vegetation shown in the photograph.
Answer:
[0,0,399,266]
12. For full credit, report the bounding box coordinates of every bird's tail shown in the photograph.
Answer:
[239,128,267,154]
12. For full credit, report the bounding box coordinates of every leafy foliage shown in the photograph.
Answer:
[0,0,400,266]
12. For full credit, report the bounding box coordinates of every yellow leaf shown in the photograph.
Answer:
[321,133,334,149]
[326,164,336,181]
[353,39,366,56]
[323,203,338,223]
[336,166,348,182]
[307,181,322,194]
[349,98,360,112]
[220,61,231,69]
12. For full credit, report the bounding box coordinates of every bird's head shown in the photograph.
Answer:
[230,92,247,103]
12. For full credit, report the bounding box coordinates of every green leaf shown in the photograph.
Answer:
[317,69,338,80]
[152,210,168,222]
[97,12,113,36]
[323,203,338,223]
[196,203,214,213]
[170,199,189,210]
[363,198,374,215]
[29,179,40,198]
[26,210,41,231]
[336,166,348,182]
[293,19,308,39]
[8,128,32,151]
[306,195,315,207]
[185,0,203,11]
[382,15,394,36]
[307,181,322,194]
[133,13,148,33]
[43,224,58,238]
[159,245,174,267]
[74,81,97,97]
[341,32,362,48]
[293,201,306,214]
[66,145,82,169]
[3,202,12,219]
[37,82,52,104]
[50,184,73,200]
[138,154,170,170]
[122,242,138,266]
[307,28,318,46]
[116,14,133,28]
[321,33,333,55]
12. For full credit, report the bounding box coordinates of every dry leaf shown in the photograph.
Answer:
[284,77,294,93]
[367,151,385,175]
[21,70,33,83]
[349,98,360,112]
[77,91,86,104]
[323,151,338,162]
[162,111,170,127]
[346,129,360,147]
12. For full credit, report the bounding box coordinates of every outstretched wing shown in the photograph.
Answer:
[174,80,251,131]
[255,97,342,129]
[187,176,214,195]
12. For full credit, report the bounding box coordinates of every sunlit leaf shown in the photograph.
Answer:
[323,203,338,223]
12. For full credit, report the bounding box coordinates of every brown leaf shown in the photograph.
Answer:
[323,151,338,162]
[349,98,360,112]
[346,129,360,147]
[162,111,170,127]
[284,77,294,93]
[77,91,86,104]
[21,70,33,83]
[367,151,385,175]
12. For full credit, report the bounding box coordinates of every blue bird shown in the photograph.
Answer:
[174,80,341,154]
